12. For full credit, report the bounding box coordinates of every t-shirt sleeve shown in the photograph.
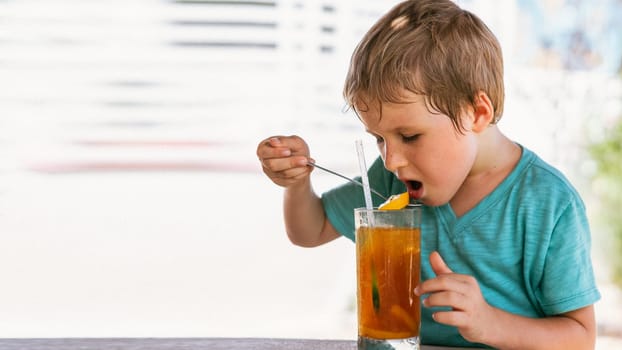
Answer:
[536,196,601,315]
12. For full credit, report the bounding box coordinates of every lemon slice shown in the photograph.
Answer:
[390,304,417,330]
[378,192,410,210]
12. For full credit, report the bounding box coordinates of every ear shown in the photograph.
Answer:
[470,91,495,133]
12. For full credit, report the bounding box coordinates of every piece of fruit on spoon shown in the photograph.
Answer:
[378,192,410,210]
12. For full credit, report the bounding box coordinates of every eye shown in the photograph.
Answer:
[401,134,420,143]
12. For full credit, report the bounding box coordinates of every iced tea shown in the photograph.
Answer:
[355,208,421,347]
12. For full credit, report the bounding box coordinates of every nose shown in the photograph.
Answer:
[383,141,408,173]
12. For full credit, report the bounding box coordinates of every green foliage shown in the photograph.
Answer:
[589,118,622,285]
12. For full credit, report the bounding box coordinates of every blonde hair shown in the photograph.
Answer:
[343,0,504,131]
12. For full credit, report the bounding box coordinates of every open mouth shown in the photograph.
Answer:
[407,180,423,200]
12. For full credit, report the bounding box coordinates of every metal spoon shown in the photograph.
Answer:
[307,161,388,201]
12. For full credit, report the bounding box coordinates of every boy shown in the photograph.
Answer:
[256,0,600,348]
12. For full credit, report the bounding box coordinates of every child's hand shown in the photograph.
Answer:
[416,251,498,344]
[256,136,313,188]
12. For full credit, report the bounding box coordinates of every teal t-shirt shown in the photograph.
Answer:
[322,146,601,347]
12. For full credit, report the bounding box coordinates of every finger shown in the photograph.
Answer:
[417,273,468,295]
[263,153,309,172]
[430,251,453,276]
[267,136,282,147]
[415,252,454,296]
[259,136,284,149]
[257,137,290,158]
[266,166,313,188]
[274,135,309,156]
[423,290,468,311]
[431,310,468,328]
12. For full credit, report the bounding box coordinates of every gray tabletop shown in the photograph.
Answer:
[0,338,475,350]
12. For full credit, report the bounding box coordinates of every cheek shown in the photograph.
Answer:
[420,137,475,184]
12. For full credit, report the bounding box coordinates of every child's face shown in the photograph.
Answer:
[356,91,478,207]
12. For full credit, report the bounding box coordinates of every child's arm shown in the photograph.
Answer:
[416,251,596,350]
[257,136,341,247]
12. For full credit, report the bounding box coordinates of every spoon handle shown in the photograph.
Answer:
[307,162,387,201]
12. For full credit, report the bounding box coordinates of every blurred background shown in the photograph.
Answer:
[1,0,621,348]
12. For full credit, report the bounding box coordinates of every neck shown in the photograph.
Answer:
[471,125,520,178]
[450,125,521,217]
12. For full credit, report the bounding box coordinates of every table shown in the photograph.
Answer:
[0,338,474,349]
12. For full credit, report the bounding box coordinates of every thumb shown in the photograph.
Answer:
[429,251,453,276]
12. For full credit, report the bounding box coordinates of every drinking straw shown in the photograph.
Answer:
[356,140,377,307]
[355,139,374,211]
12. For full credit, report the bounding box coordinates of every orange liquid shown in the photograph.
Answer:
[356,226,421,340]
